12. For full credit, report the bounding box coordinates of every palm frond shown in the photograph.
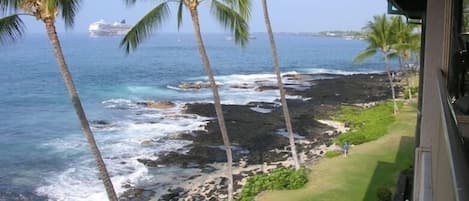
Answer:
[57,0,81,28]
[16,0,36,14]
[353,48,377,64]
[219,0,251,20]
[120,2,170,53]
[237,0,251,20]
[176,0,183,30]
[211,0,249,46]
[0,14,25,45]
[46,0,57,16]
[393,42,413,50]
[123,0,137,7]
[0,0,18,14]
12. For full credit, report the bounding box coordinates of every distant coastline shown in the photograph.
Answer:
[274,31,365,40]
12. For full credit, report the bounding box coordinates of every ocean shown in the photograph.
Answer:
[0,33,386,200]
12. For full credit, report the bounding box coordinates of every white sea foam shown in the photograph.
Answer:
[168,72,315,105]
[171,69,377,105]
[102,98,138,110]
[275,128,306,140]
[37,69,368,200]
[37,100,210,201]
[249,106,273,113]
[305,68,383,75]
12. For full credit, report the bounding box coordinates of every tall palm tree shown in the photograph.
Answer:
[392,16,420,101]
[261,0,299,170]
[354,14,399,114]
[0,1,118,200]
[121,0,250,200]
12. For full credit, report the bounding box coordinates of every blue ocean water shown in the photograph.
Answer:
[0,33,385,200]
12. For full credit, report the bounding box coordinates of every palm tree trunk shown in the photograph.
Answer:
[44,18,118,201]
[399,55,412,101]
[384,53,398,115]
[404,61,413,101]
[189,7,234,201]
[261,0,300,170]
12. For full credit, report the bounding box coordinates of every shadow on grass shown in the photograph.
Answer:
[362,136,415,201]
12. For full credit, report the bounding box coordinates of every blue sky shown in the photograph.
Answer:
[21,0,387,33]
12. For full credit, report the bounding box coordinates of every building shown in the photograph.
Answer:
[388,0,469,200]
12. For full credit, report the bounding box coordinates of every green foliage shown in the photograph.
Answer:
[335,101,402,145]
[404,86,418,99]
[211,0,249,46]
[56,0,81,28]
[354,14,395,64]
[121,0,251,52]
[237,168,308,201]
[0,0,18,14]
[376,186,392,201]
[324,150,342,158]
[0,14,24,44]
[0,0,81,44]
[354,15,420,65]
[120,2,170,53]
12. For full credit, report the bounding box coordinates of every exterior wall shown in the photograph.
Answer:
[414,0,455,200]
[420,0,452,148]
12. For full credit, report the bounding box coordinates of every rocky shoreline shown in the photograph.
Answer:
[119,73,398,201]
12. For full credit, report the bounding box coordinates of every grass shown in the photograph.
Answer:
[257,103,417,201]
[334,101,404,145]
[324,150,342,158]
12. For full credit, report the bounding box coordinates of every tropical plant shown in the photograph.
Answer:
[464,0,469,32]
[392,16,420,101]
[121,0,250,200]
[354,14,399,114]
[237,168,307,201]
[261,0,299,170]
[0,0,118,200]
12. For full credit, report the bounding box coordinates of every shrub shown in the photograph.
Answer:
[404,86,418,99]
[334,101,402,145]
[376,186,392,201]
[237,168,308,201]
[324,150,342,158]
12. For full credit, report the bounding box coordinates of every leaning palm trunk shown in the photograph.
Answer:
[405,64,413,101]
[44,18,118,201]
[404,60,413,101]
[384,54,398,114]
[261,0,300,170]
[407,78,413,100]
[189,7,234,201]
[399,56,412,101]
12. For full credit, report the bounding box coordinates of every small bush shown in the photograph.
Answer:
[324,150,342,158]
[404,86,418,99]
[334,101,402,145]
[237,168,308,201]
[376,186,392,201]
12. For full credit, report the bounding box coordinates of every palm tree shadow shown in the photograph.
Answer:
[362,136,415,201]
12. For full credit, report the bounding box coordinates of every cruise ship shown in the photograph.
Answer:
[88,19,132,37]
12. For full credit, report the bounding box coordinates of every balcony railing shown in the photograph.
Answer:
[434,70,469,201]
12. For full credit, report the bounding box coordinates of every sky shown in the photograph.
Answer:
[20,0,388,34]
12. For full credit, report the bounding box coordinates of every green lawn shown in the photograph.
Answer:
[258,103,417,201]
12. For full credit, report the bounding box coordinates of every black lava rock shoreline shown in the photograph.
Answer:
[120,73,398,201]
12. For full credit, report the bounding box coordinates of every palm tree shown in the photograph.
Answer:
[261,0,300,170]
[121,0,250,200]
[354,14,399,114]
[392,16,420,101]
[0,1,118,200]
